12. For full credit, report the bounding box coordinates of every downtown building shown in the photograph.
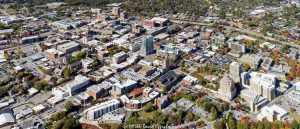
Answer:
[218,75,237,102]
[49,75,91,106]
[240,72,278,112]
[229,61,243,83]
[66,75,91,96]
[84,99,120,120]
[140,36,154,56]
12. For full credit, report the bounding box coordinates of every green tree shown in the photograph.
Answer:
[214,120,226,129]
[43,122,53,129]
[50,111,65,121]
[64,101,75,113]
[28,7,35,13]
[44,86,51,91]
[274,121,285,128]
[262,45,268,52]
[0,22,5,29]
[291,120,299,129]
[91,100,97,105]
[74,51,87,61]
[50,77,58,83]
[144,102,154,112]
[34,81,48,91]
[52,121,64,129]
[228,117,236,129]
[62,118,76,129]
[263,120,272,129]
[204,103,216,111]
[179,73,185,78]
[256,121,264,129]
[237,117,250,129]
[162,86,167,93]
[3,77,11,84]
[63,66,71,78]
[16,72,25,79]
[184,112,194,122]
[18,51,26,58]
[177,109,184,120]
[169,58,175,67]
[199,78,207,86]
[250,122,257,129]
[211,106,218,120]
[280,44,290,54]
[0,85,12,97]
[261,24,274,34]
[11,23,22,30]
[237,120,242,129]
[219,10,226,19]
[124,112,149,127]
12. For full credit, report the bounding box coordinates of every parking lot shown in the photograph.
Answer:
[12,52,46,77]
[11,90,70,127]
[208,54,235,68]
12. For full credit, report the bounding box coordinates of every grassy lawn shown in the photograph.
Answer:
[289,112,300,122]
[229,31,241,37]
[190,71,207,79]
[138,110,158,120]
[6,9,16,15]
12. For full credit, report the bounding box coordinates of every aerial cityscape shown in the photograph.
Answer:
[0,0,299,129]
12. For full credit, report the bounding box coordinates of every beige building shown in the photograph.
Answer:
[138,66,156,78]
[132,24,142,34]
[112,52,128,64]
[120,11,128,20]
[44,48,64,58]
[97,13,109,21]
[112,7,120,16]
[238,54,263,69]
[218,75,237,102]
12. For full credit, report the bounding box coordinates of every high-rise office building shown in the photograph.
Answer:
[112,7,120,16]
[218,75,237,102]
[163,54,170,72]
[140,36,154,56]
[230,62,242,82]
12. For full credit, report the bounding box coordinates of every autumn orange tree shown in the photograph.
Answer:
[269,50,280,65]
[286,58,300,80]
